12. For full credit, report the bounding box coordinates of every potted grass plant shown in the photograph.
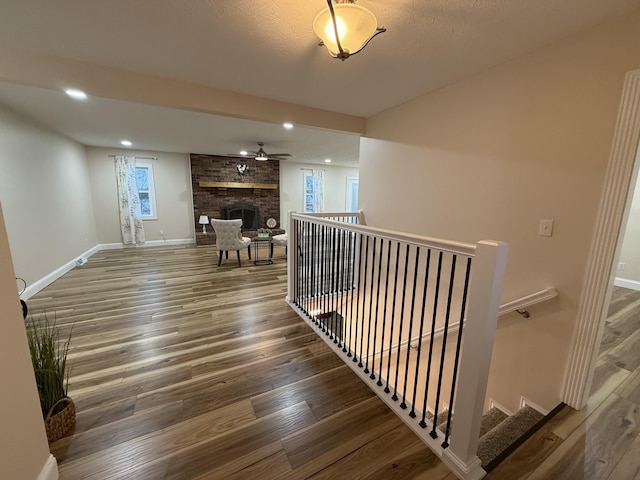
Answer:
[26,313,75,443]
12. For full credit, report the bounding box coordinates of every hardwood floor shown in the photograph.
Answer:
[30,245,452,479]
[29,246,640,479]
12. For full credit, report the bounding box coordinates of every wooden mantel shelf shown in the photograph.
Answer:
[199,181,277,189]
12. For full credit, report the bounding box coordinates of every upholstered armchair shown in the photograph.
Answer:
[271,232,288,257]
[211,219,251,267]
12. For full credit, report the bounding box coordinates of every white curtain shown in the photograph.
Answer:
[312,169,325,213]
[115,156,145,244]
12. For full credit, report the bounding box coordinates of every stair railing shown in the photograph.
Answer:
[286,211,508,480]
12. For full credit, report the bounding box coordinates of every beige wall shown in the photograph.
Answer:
[280,161,359,228]
[0,103,98,288]
[617,149,640,286]
[86,147,194,244]
[0,203,53,479]
[361,11,640,411]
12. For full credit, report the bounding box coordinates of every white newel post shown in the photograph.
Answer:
[443,240,509,480]
[286,211,298,304]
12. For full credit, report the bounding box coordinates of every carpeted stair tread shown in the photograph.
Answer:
[425,409,450,430]
[476,406,544,468]
[479,407,509,437]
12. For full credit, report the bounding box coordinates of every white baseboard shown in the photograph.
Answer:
[37,454,58,480]
[519,396,549,415]
[99,238,195,250]
[21,239,196,299]
[21,245,100,300]
[488,399,513,416]
[614,277,640,291]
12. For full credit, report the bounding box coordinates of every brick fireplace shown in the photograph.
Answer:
[190,153,282,245]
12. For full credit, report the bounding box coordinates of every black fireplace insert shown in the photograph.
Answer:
[221,205,260,230]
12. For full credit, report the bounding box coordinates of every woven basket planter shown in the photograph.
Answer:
[44,396,76,443]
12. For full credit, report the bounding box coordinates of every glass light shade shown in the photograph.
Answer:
[255,148,269,161]
[313,3,378,58]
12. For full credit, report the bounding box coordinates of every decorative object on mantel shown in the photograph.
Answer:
[257,228,272,238]
[199,215,209,233]
[236,164,249,175]
[266,218,277,229]
[26,312,75,443]
[313,0,386,61]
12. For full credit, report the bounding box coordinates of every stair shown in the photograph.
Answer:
[426,405,545,471]
[477,405,544,470]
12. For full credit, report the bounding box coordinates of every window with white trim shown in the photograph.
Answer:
[135,162,157,219]
[346,176,359,212]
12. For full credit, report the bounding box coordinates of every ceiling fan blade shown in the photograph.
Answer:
[268,153,291,157]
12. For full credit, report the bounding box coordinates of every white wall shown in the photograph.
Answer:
[361,10,640,411]
[280,161,359,228]
[86,147,194,244]
[0,103,98,289]
[616,150,640,288]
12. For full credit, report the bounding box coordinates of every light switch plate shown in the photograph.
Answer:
[539,219,554,237]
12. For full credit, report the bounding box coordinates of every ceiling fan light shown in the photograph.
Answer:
[255,148,269,161]
[313,2,383,60]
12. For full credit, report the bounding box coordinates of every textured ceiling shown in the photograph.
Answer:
[0,0,639,160]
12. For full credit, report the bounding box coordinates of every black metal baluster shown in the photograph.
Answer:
[364,237,377,374]
[308,222,314,321]
[335,227,344,347]
[309,223,320,325]
[430,254,457,440]
[385,242,401,394]
[346,231,356,357]
[392,244,411,402]
[303,221,316,323]
[420,251,443,428]
[441,257,472,448]
[370,237,384,380]
[324,225,330,333]
[302,221,308,317]
[358,235,370,368]
[377,239,392,387]
[400,247,421,409]
[331,226,338,341]
[410,249,431,418]
[352,233,365,363]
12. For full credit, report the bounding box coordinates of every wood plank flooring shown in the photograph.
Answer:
[29,246,640,479]
[29,245,451,479]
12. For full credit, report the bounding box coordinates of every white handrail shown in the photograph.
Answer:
[498,287,558,316]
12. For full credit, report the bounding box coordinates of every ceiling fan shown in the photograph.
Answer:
[227,142,291,161]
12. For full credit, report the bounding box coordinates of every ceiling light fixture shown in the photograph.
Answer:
[120,140,132,147]
[324,158,332,163]
[313,0,386,61]
[255,145,269,161]
[64,88,88,100]
[283,122,294,129]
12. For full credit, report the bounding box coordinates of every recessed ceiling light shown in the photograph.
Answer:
[283,122,294,129]
[64,88,87,100]
[240,150,248,156]
[120,140,133,147]
[324,158,332,163]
